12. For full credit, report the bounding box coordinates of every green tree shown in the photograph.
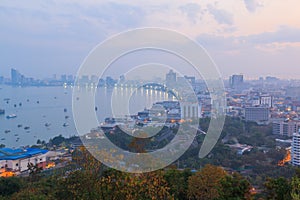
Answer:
[218,172,252,200]
[164,169,192,200]
[264,177,291,200]
[291,177,300,200]
[0,177,23,196]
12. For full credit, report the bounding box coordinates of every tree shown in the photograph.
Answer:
[188,164,227,200]
[55,170,102,200]
[101,169,174,200]
[0,177,23,196]
[218,172,252,200]
[264,177,291,200]
[291,177,300,200]
[164,169,192,200]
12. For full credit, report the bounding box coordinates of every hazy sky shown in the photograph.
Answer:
[0,0,300,79]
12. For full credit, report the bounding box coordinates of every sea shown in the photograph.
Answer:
[0,85,172,148]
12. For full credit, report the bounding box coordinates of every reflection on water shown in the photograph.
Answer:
[0,85,173,148]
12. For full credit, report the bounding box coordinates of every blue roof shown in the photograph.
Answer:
[0,148,48,160]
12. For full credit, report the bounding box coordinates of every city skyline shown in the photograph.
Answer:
[0,1,300,79]
[0,67,298,83]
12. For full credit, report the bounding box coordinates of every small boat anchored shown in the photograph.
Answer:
[6,114,17,119]
[45,123,51,127]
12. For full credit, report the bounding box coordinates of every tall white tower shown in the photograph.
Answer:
[292,129,300,166]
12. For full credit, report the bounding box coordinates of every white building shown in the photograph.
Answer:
[273,120,300,137]
[292,130,300,166]
[0,148,48,173]
[181,102,200,119]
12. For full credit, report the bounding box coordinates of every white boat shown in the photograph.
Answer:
[6,114,17,119]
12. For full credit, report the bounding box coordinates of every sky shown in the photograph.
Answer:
[0,0,300,79]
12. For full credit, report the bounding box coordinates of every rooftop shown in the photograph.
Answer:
[0,148,48,160]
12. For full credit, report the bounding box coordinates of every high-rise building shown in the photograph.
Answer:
[11,68,21,85]
[119,75,125,83]
[260,95,273,108]
[273,120,300,137]
[229,74,243,89]
[184,76,196,85]
[245,106,269,124]
[181,102,200,119]
[292,129,300,166]
[166,70,176,88]
[61,74,67,82]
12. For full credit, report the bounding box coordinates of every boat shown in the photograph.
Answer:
[64,108,67,112]
[45,123,51,127]
[1,138,5,141]
[17,124,22,128]
[14,134,18,136]
[4,130,10,133]
[24,126,30,130]
[63,123,69,127]
[6,114,17,119]
[65,116,69,119]
[0,109,5,115]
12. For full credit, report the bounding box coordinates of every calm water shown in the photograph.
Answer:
[0,85,171,148]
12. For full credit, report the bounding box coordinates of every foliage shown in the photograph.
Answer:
[164,169,192,200]
[218,172,252,200]
[264,177,291,200]
[187,164,227,200]
[0,177,23,196]
[291,177,300,200]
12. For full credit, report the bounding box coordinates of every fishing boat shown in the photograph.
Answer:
[24,126,30,130]
[4,130,10,133]
[63,123,69,127]
[17,124,22,128]
[0,109,5,115]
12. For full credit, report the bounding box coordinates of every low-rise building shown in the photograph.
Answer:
[0,148,48,174]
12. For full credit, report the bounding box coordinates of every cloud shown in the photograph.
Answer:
[243,0,262,13]
[179,3,204,24]
[207,4,233,25]
[244,26,300,44]
[196,26,300,52]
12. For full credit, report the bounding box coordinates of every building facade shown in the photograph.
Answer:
[273,120,300,137]
[0,148,48,174]
[245,106,270,124]
[292,130,300,166]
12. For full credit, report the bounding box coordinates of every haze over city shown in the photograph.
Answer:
[1,0,300,79]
